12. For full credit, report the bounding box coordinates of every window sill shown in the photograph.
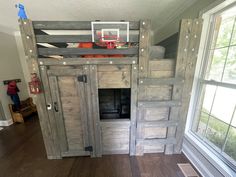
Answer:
[184,131,236,177]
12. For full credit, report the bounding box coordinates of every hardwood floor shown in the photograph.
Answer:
[0,116,199,177]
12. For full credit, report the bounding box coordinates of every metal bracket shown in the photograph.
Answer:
[77,75,87,83]
[84,146,93,152]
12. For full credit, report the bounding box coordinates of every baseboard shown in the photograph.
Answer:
[0,119,13,126]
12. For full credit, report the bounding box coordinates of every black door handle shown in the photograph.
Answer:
[54,102,59,112]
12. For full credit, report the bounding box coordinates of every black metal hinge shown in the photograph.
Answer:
[84,146,93,152]
[77,75,87,83]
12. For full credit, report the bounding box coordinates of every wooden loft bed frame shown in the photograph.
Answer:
[19,19,202,159]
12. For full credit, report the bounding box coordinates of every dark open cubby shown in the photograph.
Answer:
[98,88,131,120]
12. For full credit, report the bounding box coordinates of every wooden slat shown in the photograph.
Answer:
[48,76,68,153]
[140,120,178,128]
[138,100,181,108]
[136,138,177,145]
[98,65,131,88]
[61,151,90,157]
[174,19,203,153]
[139,77,184,85]
[138,20,150,78]
[89,65,102,157]
[33,21,140,30]
[38,48,139,56]
[36,34,139,43]
[47,69,82,76]
[38,57,138,65]
[130,65,138,156]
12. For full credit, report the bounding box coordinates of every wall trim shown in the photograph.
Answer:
[0,119,13,126]
[183,139,215,177]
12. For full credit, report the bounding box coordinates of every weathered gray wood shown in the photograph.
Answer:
[136,138,176,146]
[174,19,203,153]
[36,34,139,43]
[138,20,151,78]
[143,107,170,121]
[89,65,102,157]
[19,19,61,159]
[61,151,90,157]
[48,76,68,154]
[130,64,138,156]
[83,65,96,157]
[165,19,194,155]
[140,120,178,128]
[40,66,61,157]
[100,120,130,154]
[75,70,90,153]
[33,21,140,30]
[38,48,139,56]
[139,77,184,85]
[97,65,131,88]
[47,68,83,76]
[38,57,138,66]
[138,100,181,108]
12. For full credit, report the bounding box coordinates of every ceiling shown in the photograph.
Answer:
[0,0,196,35]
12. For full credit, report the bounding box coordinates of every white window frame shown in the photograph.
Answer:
[185,0,236,176]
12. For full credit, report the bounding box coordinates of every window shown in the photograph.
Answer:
[191,6,236,167]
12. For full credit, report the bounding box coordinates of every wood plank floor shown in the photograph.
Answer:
[0,116,199,177]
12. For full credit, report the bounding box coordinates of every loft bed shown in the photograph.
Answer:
[19,19,203,159]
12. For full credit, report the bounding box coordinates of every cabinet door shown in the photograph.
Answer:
[47,68,91,157]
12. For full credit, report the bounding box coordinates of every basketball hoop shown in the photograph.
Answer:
[96,35,126,49]
[91,22,129,49]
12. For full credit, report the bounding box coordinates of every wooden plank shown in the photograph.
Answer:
[38,48,139,56]
[19,19,61,159]
[140,120,178,128]
[83,65,96,157]
[136,138,177,145]
[47,69,82,76]
[100,120,130,129]
[33,21,140,30]
[61,151,90,157]
[138,20,150,78]
[97,65,130,72]
[143,127,167,139]
[149,59,175,71]
[98,65,131,88]
[138,100,181,108]
[75,70,90,154]
[165,19,194,155]
[38,57,138,65]
[36,34,139,43]
[130,64,138,156]
[139,77,184,85]
[174,19,203,153]
[48,76,68,154]
[144,107,170,121]
[89,65,102,157]
[101,120,130,154]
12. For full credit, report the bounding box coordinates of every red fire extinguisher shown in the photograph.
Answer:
[28,73,42,94]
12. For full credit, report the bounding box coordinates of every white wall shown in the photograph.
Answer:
[154,0,217,43]
[0,31,29,121]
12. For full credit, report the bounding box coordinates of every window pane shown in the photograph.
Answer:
[211,87,236,124]
[230,19,236,45]
[202,85,217,112]
[215,17,235,48]
[207,48,227,81]
[206,116,229,149]
[224,126,236,161]
[196,111,209,136]
[222,46,236,84]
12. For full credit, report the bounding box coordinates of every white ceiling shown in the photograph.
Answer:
[0,0,196,34]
